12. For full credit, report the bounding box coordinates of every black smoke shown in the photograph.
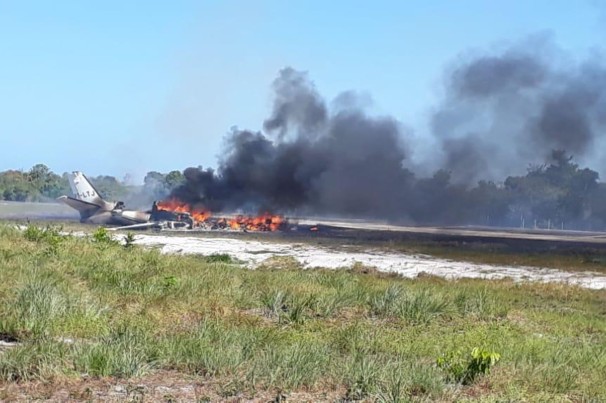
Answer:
[170,40,606,227]
[262,67,328,139]
[433,39,606,182]
[171,67,413,219]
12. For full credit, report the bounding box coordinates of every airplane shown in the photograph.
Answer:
[57,171,152,226]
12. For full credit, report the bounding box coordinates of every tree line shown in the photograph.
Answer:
[406,150,605,230]
[0,164,184,206]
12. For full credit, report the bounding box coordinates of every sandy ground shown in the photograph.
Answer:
[132,233,606,290]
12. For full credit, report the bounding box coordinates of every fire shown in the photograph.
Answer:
[156,199,211,223]
[155,199,285,231]
[228,213,285,232]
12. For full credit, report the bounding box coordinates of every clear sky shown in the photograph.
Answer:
[0,0,604,182]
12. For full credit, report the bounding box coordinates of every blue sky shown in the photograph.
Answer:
[0,0,604,182]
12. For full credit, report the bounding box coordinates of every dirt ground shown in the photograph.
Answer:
[0,370,345,402]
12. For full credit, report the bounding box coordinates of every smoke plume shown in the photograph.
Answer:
[432,38,606,182]
[171,39,606,225]
[171,67,413,218]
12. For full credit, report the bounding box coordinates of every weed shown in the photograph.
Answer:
[250,341,330,390]
[163,275,179,289]
[261,290,288,318]
[369,284,403,316]
[369,286,451,324]
[437,347,501,385]
[23,224,63,243]
[345,352,381,400]
[123,232,136,248]
[396,290,451,324]
[76,326,152,378]
[260,290,312,324]
[205,253,232,263]
[309,290,353,317]
[283,296,312,325]
[13,278,67,337]
[0,341,68,381]
[376,363,444,402]
[454,287,506,319]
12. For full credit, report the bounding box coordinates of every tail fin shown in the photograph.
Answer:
[58,171,115,221]
[68,171,105,206]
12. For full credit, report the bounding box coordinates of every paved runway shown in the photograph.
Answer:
[296,218,606,247]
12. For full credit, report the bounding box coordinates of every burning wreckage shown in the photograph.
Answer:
[146,200,286,232]
[58,171,287,232]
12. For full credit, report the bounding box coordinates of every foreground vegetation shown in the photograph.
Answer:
[0,226,604,401]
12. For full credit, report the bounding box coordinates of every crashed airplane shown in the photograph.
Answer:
[57,171,152,226]
[58,171,285,231]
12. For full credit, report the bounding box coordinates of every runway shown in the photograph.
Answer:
[296,217,606,244]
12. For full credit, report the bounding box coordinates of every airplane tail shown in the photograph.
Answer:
[57,171,112,220]
[68,172,105,205]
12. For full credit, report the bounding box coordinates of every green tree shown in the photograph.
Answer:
[164,170,184,190]
[0,170,39,201]
[504,151,599,228]
[27,164,69,199]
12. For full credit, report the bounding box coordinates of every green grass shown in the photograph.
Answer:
[0,225,605,401]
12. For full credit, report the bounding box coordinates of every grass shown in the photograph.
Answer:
[0,224,604,401]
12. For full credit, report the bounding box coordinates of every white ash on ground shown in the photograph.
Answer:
[132,234,606,290]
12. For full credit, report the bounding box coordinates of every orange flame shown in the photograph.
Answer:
[227,213,285,232]
[156,199,211,223]
[156,199,285,231]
